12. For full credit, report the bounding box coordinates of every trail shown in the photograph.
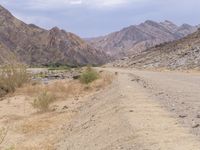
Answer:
[58,68,200,150]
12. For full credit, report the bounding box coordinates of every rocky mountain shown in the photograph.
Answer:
[0,5,107,66]
[87,20,198,58]
[112,28,200,70]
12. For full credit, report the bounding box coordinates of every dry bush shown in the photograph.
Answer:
[88,72,113,90]
[16,70,113,113]
[32,92,55,112]
[0,127,8,145]
[0,64,29,97]
[19,71,113,99]
[18,79,85,100]
[80,67,99,84]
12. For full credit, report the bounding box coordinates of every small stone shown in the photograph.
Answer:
[62,106,68,110]
[129,110,134,112]
[73,75,80,80]
[192,124,200,128]
[158,92,164,95]
[52,108,57,111]
[197,115,200,118]
[179,115,187,118]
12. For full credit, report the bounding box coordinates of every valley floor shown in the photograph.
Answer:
[57,67,200,150]
[2,67,200,149]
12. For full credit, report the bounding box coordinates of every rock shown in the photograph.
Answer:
[73,75,80,80]
[62,106,68,110]
[52,108,57,111]
[179,115,187,118]
[192,124,200,128]
[158,92,164,95]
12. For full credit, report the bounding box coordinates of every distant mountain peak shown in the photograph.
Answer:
[143,20,159,26]
[87,20,198,58]
[51,26,60,31]
[163,20,175,24]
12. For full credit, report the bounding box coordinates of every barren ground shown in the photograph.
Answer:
[1,68,200,149]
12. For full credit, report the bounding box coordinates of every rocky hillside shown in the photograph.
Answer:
[113,28,200,70]
[88,20,198,58]
[0,5,107,66]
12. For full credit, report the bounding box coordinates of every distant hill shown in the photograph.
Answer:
[0,5,108,66]
[87,20,198,58]
[113,28,200,70]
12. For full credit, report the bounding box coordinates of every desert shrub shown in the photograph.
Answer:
[32,91,55,112]
[0,64,29,97]
[80,67,99,84]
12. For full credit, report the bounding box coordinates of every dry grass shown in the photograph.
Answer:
[20,117,54,134]
[0,127,8,145]
[19,71,113,95]
[0,64,29,97]
[15,71,113,112]
[32,92,55,112]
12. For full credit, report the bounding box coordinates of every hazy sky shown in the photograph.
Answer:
[1,0,200,37]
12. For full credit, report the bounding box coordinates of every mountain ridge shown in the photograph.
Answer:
[87,20,198,58]
[112,28,200,70]
[0,5,108,66]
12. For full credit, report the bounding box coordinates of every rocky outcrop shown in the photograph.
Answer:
[87,20,198,58]
[0,5,107,66]
[113,28,200,70]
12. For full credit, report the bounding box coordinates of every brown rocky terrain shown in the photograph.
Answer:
[0,5,107,66]
[87,20,198,58]
[113,28,200,70]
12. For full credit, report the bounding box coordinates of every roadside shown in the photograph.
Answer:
[57,68,200,150]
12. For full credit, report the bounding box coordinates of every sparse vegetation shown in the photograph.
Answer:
[0,64,29,97]
[0,127,8,145]
[80,67,99,84]
[32,91,55,112]
[5,146,15,150]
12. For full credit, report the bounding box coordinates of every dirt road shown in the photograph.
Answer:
[57,68,200,150]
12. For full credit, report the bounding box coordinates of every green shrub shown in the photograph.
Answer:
[32,92,55,112]
[80,67,99,84]
[0,64,29,97]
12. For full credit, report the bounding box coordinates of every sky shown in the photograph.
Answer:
[1,0,200,38]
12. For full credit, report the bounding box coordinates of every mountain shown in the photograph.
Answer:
[0,5,107,66]
[87,20,198,58]
[113,28,200,70]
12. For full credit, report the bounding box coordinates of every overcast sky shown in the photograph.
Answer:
[1,0,200,37]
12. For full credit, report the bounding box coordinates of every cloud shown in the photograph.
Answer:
[2,0,135,10]
[1,0,200,37]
